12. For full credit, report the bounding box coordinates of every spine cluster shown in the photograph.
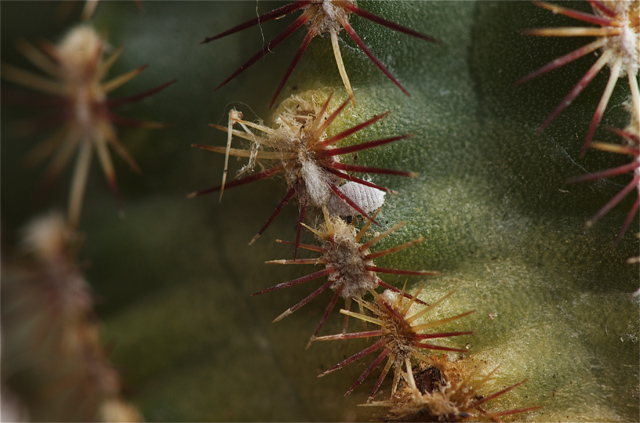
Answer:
[189,1,541,419]
[3,1,637,421]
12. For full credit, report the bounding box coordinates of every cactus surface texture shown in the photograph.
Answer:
[1,1,638,422]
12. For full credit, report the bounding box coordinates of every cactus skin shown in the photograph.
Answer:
[1,1,638,422]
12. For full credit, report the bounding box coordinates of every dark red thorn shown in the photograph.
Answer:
[325,167,396,194]
[107,113,168,129]
[341,19,410,96]
[316,92,334,123]
[366,265,439,276]
[307,286,344,349]
[536,57,605,134]
[329,182,380,226]
[35,165,65,207]
[200,1,312,44]
[252,266,335,296]
[15,112,68,135]
[532,1,616,26]
[474,379,529,407]
[320,338,387,377]
[215,13,311,91]
[377,295,407,323]
[274,277,335,322]
[105,172,124,218]
[345,348,391,397]
[270,28,316,109]
[587,176,639,227]
[249,186,296,245]
[582,107,606,158]
[416,331,475,340]
[614,196,639,247]
[370,352,393,398]
[587,0,617,17]
[516,42,602,86]
[106,79,176,108]
[277,239,327,253]
[294,202,308,260]
[568,162,640,183]
[317,97,351,135]
[322,111,391,146]
[366,238,425,260]
[416,343,466,352]
[187,165,285,198]
[2,89,67,108]
[318,329,387,341]
[606,126,640,144]
[378,280,428,306]
[342,2,439,44]
[319,134,414,157]
[331,162,415,178]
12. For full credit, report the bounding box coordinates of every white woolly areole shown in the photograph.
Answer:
[326,181,386,216]
[311,0,355,34]
[56,25,108,133]
[595,0,639,75]
[321,216,378,298]
[380,289,401,305]
[21,213,69,263]
[58,25,102,74]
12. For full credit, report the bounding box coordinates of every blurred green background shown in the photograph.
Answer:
[1,1,638,421]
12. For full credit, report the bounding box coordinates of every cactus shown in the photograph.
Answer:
[1,1,637,421]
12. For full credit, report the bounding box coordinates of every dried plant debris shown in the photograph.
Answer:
[2,24,175,227]
[202,0,438,106]
[367,357,540,422]
[568,103,639,245]
[1,213,141,422]
[189,92,417,252]
[519,0,639,155]
[254,208,438,347]
[315,288,474,400]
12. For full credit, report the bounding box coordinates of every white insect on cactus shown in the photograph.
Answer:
[188,92,417,256]
[326,181,386,217]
